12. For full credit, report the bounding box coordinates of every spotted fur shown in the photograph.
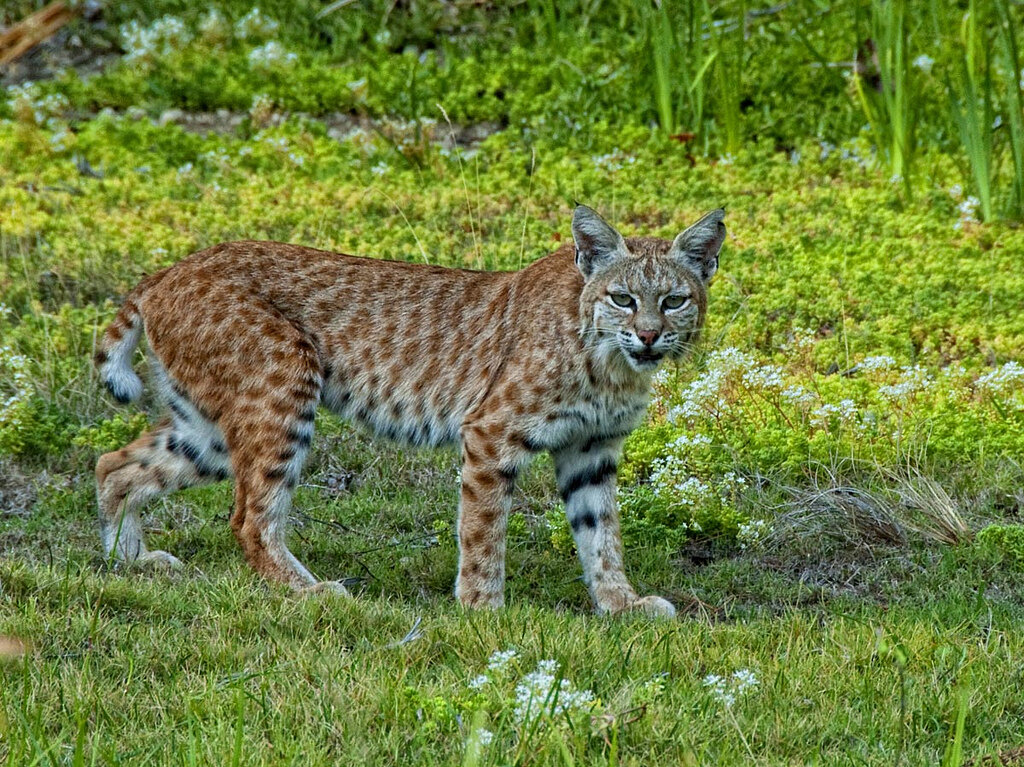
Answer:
[94,205,725,615]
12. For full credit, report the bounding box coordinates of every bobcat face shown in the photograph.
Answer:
[574,206,725,374]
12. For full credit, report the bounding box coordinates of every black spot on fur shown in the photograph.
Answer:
[93,350,108,365]
[278,446,297,461]
[570,511,598,532]
[212,441,227,454]
[297,407,316,423]
[497,464,518,493]
[560,458,617,500]
[515,433,546,453]
[105,379,132,404]
[264,466,287,481]
[178,440,207,470]
[166,434,179,455]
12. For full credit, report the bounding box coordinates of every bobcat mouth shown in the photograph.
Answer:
[629,349,663,365]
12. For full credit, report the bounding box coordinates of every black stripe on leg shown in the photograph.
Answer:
[286,426,313,448]
[570,510,598,533]
[168,398,190,422]
[560,457,617,500]
[580,430,630,453]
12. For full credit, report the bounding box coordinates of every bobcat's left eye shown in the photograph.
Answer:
[662,295,690,311]
[609,293,636,309]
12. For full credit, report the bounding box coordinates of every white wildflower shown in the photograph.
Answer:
[370,161,390,176]
[249,41,297,70]
[742,364,785,391]
[737,519,768,550]
[949,183,963,199]
[708,347,756,374]
[235,8,279,40]
[513,660,595,724]
[703,674,735,707]
[732,669,759,693]
[704,669,758,707]
[198,9,229,42]
[536,659,559,675]
[121,16,192,63]
[781,385,816,407]
[912,54,934,74]
[668,433,712,450]
[487,648,518,672]
[860,355,896,372]
[468,674,489,689]
[976,361,1024,395]
[878,365,933,400]
[477,729,494,746]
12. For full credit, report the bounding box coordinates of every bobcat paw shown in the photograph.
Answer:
[136,550,184,570]
[630,595,676,618]
[301,580,351,597]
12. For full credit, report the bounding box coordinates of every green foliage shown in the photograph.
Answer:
[976,524,1024,569]
[71,413,149,453]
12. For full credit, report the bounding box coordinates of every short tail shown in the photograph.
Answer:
[95,292,146,404]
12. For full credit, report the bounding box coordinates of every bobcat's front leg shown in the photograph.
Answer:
[455,420,522,609]
[554,440,676,617]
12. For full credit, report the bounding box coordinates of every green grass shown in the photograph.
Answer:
[4,1,1024,764]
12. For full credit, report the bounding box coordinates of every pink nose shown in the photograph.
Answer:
[637,329,659,346]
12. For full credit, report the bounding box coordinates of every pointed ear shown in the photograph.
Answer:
[572,205,629,279]
[669,208,726,285]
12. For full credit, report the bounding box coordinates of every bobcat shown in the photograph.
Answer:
[94,205,725,617]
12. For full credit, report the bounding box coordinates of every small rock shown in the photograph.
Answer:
[159,108,185,126]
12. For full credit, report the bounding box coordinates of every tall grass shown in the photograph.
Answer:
[646,0,717,144]
[993,0,1024,220]
[852,0,916,187]
[946,0,996,221]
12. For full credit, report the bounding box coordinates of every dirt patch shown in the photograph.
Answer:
[0,459,37,518]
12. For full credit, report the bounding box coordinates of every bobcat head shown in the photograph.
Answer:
[573,204,726,373]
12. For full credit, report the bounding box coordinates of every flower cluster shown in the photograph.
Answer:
[976,361,1024,395]
[248,41,298,71]
[1,346,31,416]
[121,16,193,63]
[703,669,759,707]
[513,659,596,724]
[592,149,637,172]
[877,365,933,401]
[6,82,69,125]
[487,648,518,672]
[736,519,769,550]
[234,7,280,40]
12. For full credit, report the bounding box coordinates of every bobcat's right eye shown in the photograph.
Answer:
[609,292,636,309]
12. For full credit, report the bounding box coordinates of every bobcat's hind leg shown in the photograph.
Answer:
[96,415,229,570]
[220,331,348,596]
[454,417,529,610]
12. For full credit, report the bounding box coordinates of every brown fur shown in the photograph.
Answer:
[94,206,725,615]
